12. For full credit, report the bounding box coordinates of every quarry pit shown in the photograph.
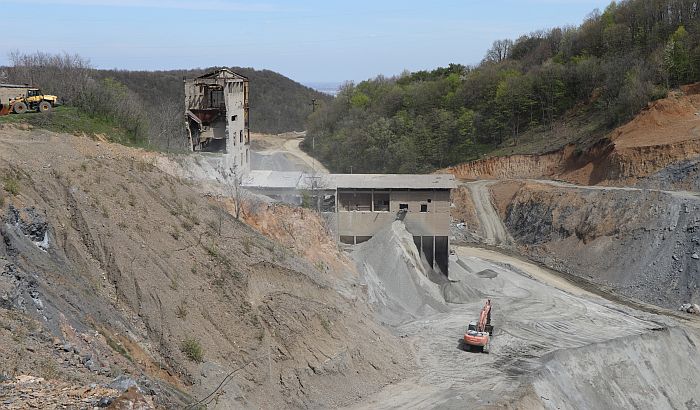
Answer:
[1,101,700,408]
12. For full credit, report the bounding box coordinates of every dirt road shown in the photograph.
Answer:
[282,137,329,173]
[251,133,329,174]
[526,178,700,200]
[350,245,699,409]
[463,181,513,247]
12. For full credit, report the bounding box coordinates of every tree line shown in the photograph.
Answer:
[305,0,700,174]
[2,53,331,150]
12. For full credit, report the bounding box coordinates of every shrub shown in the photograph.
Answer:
[3,177,19,196]
[175,303,188,319]
[180,338,204,362]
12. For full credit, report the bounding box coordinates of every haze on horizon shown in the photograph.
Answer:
[2,0,612,83]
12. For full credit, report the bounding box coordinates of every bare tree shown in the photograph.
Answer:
[219,162,246,220]
[484,39,514,63]
[7,50,92,103]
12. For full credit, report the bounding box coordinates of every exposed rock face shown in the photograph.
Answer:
[498,182,700,309]
[447,147,570,181]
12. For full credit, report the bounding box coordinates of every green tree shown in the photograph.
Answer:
[664,26,693,86]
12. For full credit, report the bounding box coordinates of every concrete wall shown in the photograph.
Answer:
[0,87,29,104]
[337,189,451,237]
[337,188,451,273]
[224,81,250,175]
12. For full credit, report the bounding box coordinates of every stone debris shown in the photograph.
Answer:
[678,303,700,315]
[0,375,120,409]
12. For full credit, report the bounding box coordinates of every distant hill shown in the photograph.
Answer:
[94,67,333,135]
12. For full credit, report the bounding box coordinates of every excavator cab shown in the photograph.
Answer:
[463,300,493,353]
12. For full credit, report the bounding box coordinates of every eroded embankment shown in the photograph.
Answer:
[0,126,411,409]
[447,92,700,189]
[489,181,700,309]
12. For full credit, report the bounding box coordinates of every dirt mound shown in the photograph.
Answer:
[0,127,411,408]
[611,93,700,149]
[352,221,448,326]
[681,82,700,95]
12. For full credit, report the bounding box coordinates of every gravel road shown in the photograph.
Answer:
[463,181,513,247]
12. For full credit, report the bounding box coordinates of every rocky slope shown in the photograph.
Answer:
[486,181,700,310]
[0,125,410,408]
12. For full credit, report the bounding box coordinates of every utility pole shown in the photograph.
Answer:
[310,99,318,112]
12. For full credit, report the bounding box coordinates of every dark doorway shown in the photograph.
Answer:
[435,236,448,275]
[421,236,434,268]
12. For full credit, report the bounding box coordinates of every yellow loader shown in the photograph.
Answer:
[0,84,59,115]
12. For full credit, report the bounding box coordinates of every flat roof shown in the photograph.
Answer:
[331,174,455,189]
[243,170,303,189]
[243,171,456,190]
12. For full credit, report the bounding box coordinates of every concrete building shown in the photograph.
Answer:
[184,69,250,174]
[333,174,455,274]
[243,171,456,273]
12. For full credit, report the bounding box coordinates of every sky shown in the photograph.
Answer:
[0,0,612,83]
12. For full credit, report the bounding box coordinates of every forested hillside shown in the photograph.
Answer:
[94,67,330,135]
[305,0,700,174]
[2,54,330,150]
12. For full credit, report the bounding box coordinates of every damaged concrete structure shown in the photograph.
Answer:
[334,174,455,274]
[184,69,251,172]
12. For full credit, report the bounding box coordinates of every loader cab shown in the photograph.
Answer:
[27,89,41,97]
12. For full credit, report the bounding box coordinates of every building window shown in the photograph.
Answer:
[339,191,372,212]
[373,192,390,212]
[399,204,409,210]
[355,236,372,244]
[420,204,428,213]
[231,115,237,121]
[340,236,355,245]
[240,130,243,143]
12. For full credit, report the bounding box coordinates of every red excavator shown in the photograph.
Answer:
[463,299,493,353]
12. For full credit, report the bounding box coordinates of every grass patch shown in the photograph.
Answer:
[36,357,60,380]
[3,177,19,196]
[242,237,253,254]
[203,243,232,269]
[0,106,150,147]
[180,338,204,363]
[104,335,133,362]
[175,302,188,319]
[320,316,332,334]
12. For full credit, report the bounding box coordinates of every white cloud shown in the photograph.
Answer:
[11,0,281,12]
